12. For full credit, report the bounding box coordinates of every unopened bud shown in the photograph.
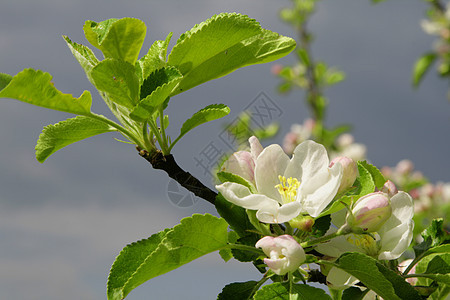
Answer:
[289,215,315,232]
[347,192,392,233]
[329,156,357,194]
[381,180,398,197]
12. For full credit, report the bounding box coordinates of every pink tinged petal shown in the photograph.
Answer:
[285,140,330,182]
[255,144,290,202]
[249,136,263,160]
[255,235,305,275]
[350,192,392,232]
[215,182,276,210]
[381,180,398,197]
[326,267,359,290]
[223,151,256,184]
[299,163,343,217]
[329,156,358,194]
[378,192,414,234]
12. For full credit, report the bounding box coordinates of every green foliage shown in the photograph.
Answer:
[333,252,421,300]
[91,59,140,109]
[35,116,116,162]
[358,160,386,189]
[0,72,12,90]
[176,103,230,142]
[63,35,100,83]
[310,215,331,237]
[414,219,449,257]
[253,282,332,300]
[167,13,296,94]
[137,32,172,81]
[342,287,366,300]
[83,18,146,64]
[130,67,183,122]
[416,252,450,299]
[413,53,437,87]
[107,214,229,300]
[215,194,256,238]
[0,69,92,115]
[218,281,259,300]
[355,161,376,195]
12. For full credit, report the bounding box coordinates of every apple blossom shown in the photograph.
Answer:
[255,235,305,275]
[329,156,357,194]
[216,138,343,223]
[316,191,414,288]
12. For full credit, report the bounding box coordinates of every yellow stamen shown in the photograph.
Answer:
[274,175,300,204]
[346,234,380,256]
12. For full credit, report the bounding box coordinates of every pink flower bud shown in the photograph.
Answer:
[271,64,283,75]
[381,180,398,197]
[255,235,305,275]
[329,156,357,194]
[396,159,414,175]
[348,192,392,233]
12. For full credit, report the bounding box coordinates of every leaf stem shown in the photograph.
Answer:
[89,113,145,149]
[226,243,265,255]
[300,231,341,248]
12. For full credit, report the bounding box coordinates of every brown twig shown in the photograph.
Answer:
[137,147,217,205]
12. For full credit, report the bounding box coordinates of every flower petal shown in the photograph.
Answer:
[300,163,342,217]
[255,201,302,224]
[216,182,275,210]
[284,140,330,182]
[249,136,263,160]
[326,267,359,290]
[255,144,290,202]
[222,151,255,184]
[378,220,414,260]
[315,231,363,258]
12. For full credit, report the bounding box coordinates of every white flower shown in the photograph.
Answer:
[216,139,343,223]
[316,191,414,289]
[255,235,305,275]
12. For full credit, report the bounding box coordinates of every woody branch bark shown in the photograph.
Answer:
[137,147,217,205]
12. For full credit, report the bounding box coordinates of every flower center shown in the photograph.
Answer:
[275,175,300,204]
[346,233,380,257]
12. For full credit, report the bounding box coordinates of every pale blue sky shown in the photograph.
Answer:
[0,0,449,299]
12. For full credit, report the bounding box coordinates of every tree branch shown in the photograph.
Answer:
[137,147,217,205]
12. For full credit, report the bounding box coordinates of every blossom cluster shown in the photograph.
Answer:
[216,137,415,285]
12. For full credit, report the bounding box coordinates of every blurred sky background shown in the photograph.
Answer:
[0,0,449,299]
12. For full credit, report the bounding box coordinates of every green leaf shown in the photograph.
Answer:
[129,67,183,122]
[0,72,12,90]
[311,215,331,237]
[253,282,331,300]
[342,287,366,300]
[63,35,99,83]
[107,229,171,300]
[107,214,229,300]
[414,219,448,257]
[217,171,255,193]
[333,252,421,300]
[215,194,255,238]
[35,116,116,163]
[90,59,140,109]
[416,252,450,289]
[0,69,92,115]
[355,161,375,196]
[318,195,352,218]
[358,160,386,189]
[178,104,230,140]
[218,281,259,300]
[139,66,182,100]
[138,32,172,81]
[412,53,437,87]
[167,13,296,94]
[83,18,146,64]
